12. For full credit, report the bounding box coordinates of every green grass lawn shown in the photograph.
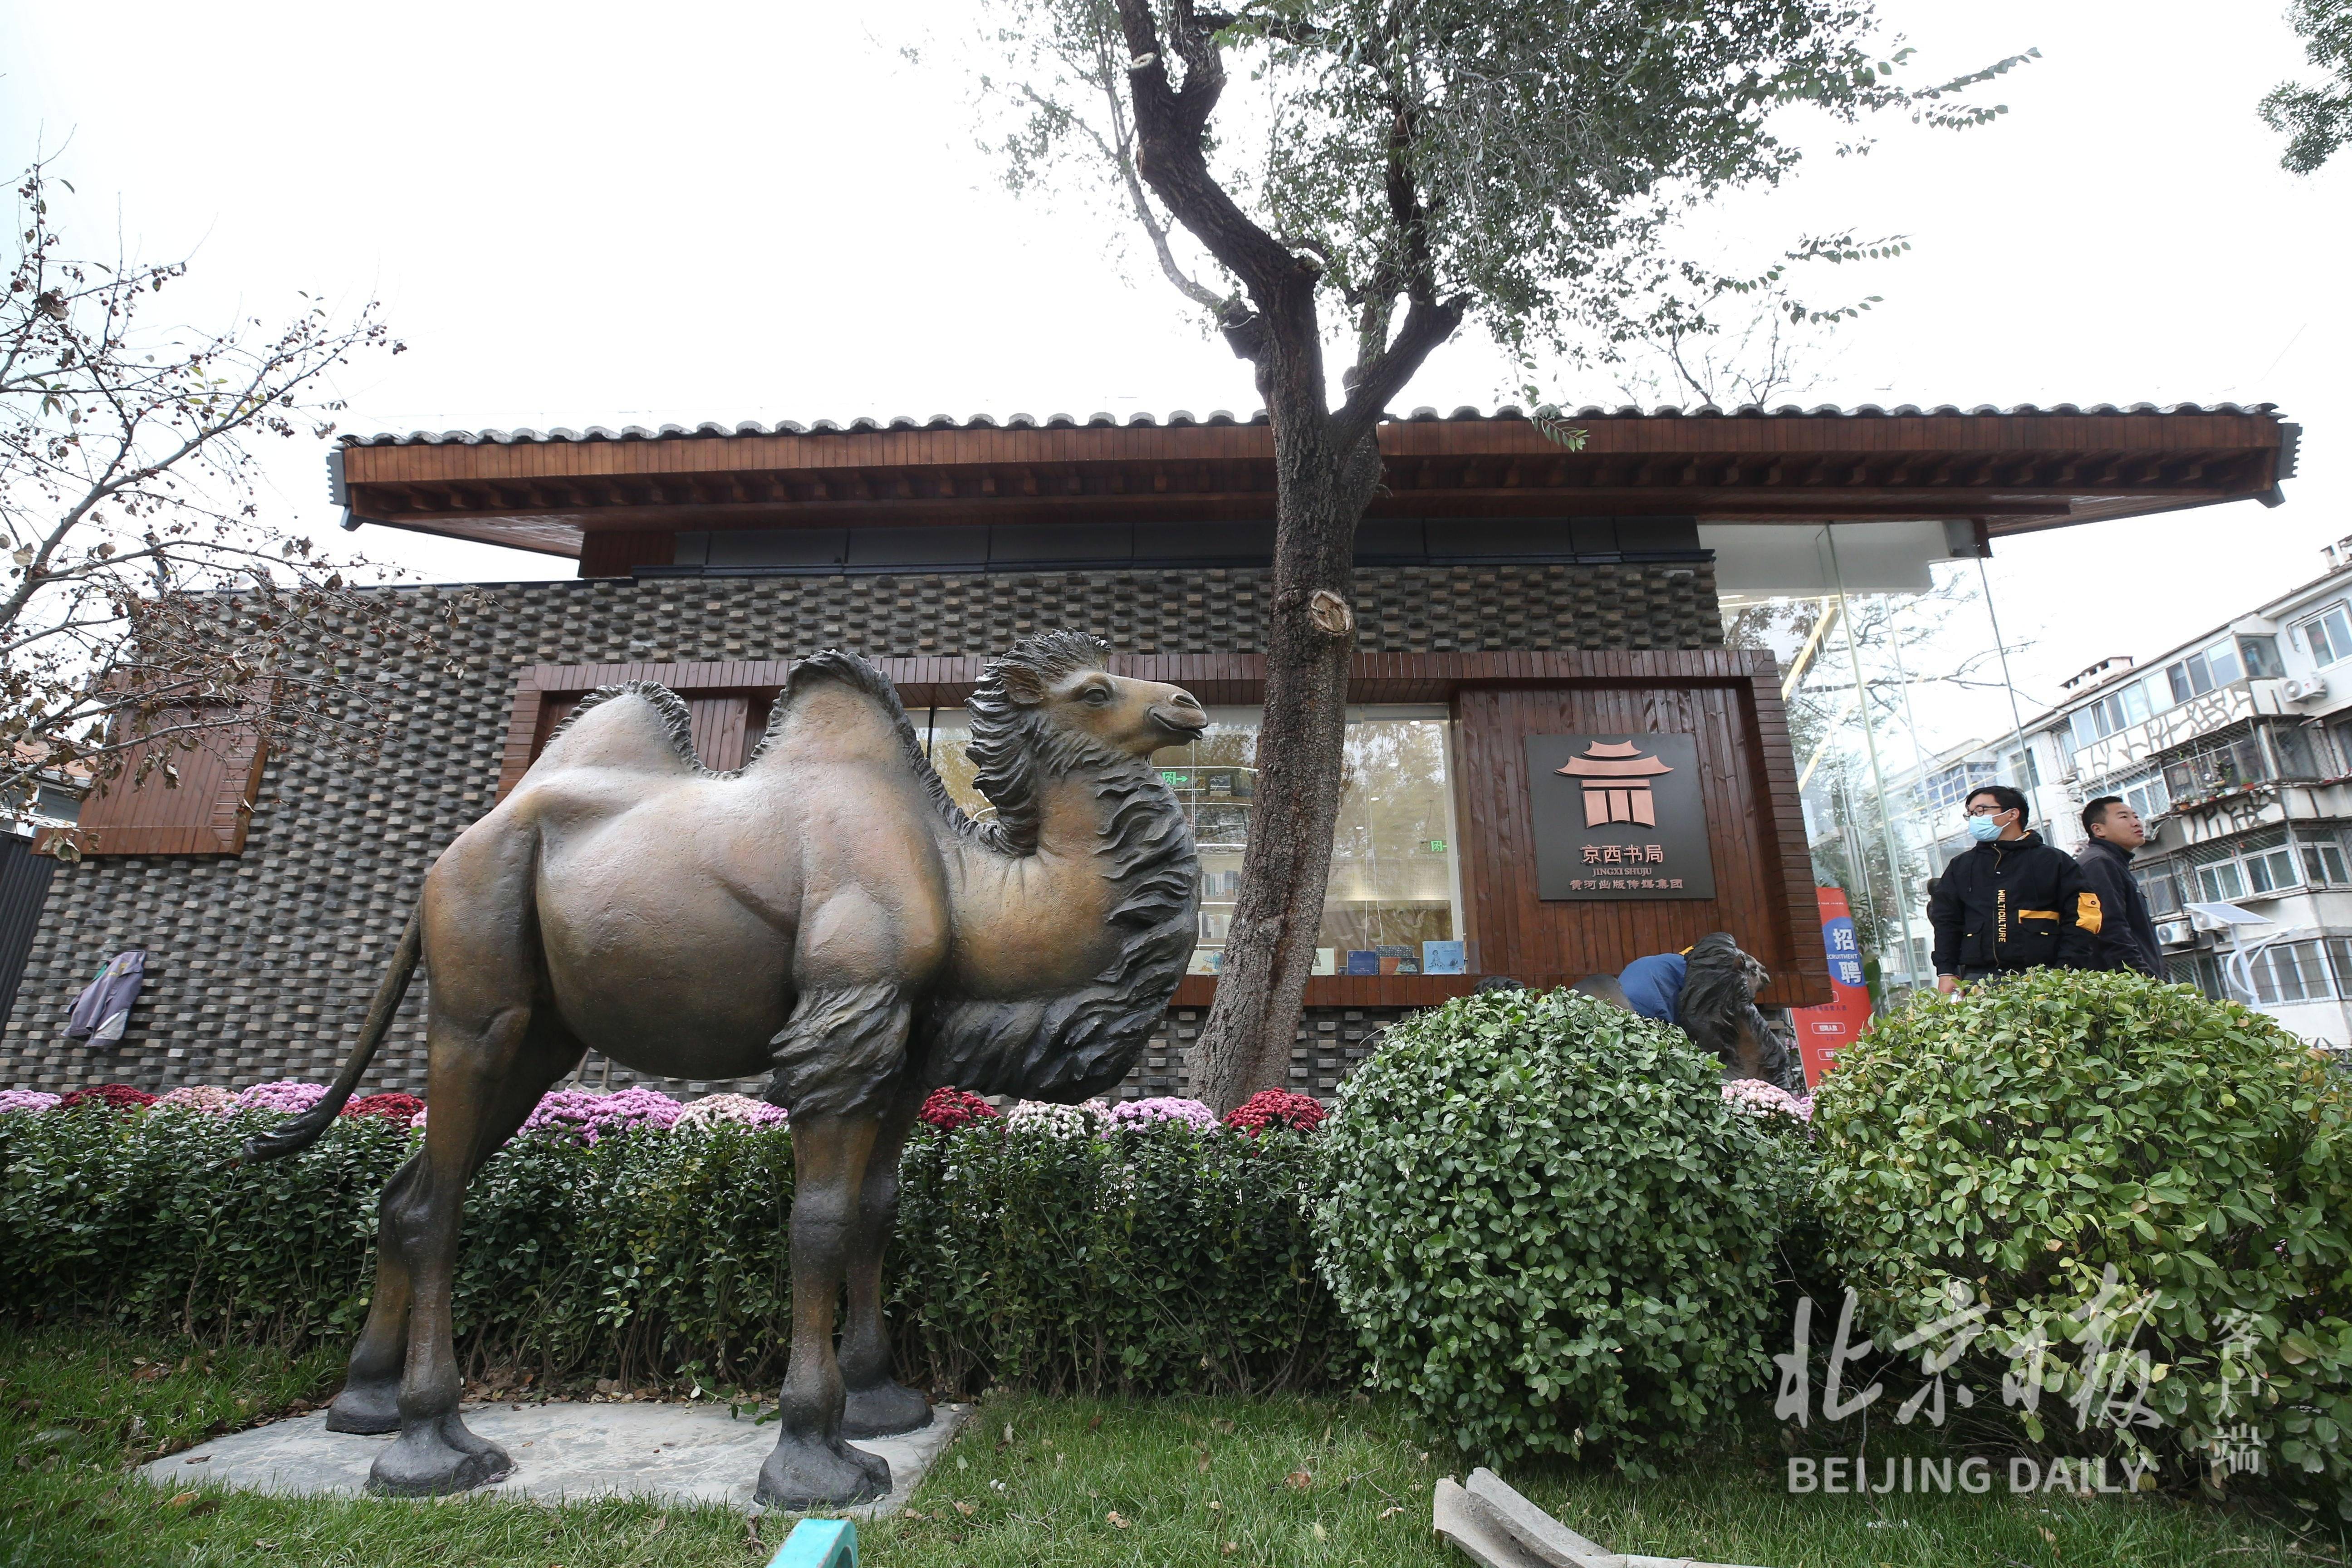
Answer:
[0,1322,2342,1568]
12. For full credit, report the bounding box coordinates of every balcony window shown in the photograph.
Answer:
[2273,722,2319,779]
[2239,635,2284,680]
[2193,836,2302,905]
[2162,733,2268,806]
[2166,639,2243,703]
[2196,860,2248,902]
[2117,769,2170,823]
[2070,684,2151,749]
[2134,859,2181,917]
[2298,601,2352,666]
[2302,832,2351,887]
[2249,940,2334,1005]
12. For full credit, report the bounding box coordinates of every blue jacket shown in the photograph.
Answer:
[1618,952,1688,1026]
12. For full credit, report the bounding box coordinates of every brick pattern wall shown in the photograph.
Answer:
[1,560,1718,1097]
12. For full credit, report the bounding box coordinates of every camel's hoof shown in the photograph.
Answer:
[755,1434,891,1510]
[366,1413,513,1497]
[324,1380,402,1436]
[841,1380,932,1440]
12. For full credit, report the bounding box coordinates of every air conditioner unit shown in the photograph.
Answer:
[2282,674,2330,702]
[2155,919,2196,948]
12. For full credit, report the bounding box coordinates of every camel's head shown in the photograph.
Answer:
[987,631,1207,759]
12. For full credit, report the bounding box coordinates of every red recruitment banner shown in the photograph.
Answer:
[1791,887,1872,1088]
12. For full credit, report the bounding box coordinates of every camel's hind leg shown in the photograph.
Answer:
[838,1068,931,1439]
[324,1155,427,1434]
[367,1006,582,1497]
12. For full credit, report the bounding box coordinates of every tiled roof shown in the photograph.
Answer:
[341,401,2285,448]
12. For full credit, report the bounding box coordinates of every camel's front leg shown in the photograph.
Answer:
[760,1112,893,1508]
[752,982,908,1504]
[839,1072,932,1439]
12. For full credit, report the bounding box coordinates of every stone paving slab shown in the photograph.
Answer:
[141,1400,970,1517]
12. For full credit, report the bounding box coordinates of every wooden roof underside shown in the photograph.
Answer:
[337,411,2293,560]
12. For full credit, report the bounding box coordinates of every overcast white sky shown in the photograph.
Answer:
[3,1,2345,726]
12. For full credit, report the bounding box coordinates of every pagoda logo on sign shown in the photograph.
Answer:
[1524,733,1716,901]
[1557,740,1674,827]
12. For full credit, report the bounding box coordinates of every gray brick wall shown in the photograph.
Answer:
[1,559,1719,1097]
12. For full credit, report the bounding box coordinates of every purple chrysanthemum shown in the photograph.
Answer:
[0,1089,59,1115]
[233,1080,331,1116]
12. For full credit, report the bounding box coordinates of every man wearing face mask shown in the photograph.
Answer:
[1927,785,2101,994]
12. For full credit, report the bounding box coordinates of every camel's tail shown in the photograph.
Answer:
[242,907,424,1163]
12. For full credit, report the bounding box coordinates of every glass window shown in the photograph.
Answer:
[2119,769,2169,823]
[2167,640,2244,701]
[2135,860,2181,917]
[2299,602,2352,666]
[2252,941,2332,1005]
[2239,635,2283,679]
[1141,705,1464,976]
[2142,673,2174,715]
[2007,747,2041,789]
[2302,834,2350,887]
[2274,723,2318,779]
[2197,860,2247,902]
[2244,846,2298,895]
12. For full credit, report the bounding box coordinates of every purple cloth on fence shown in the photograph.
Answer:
[64,950,146,1043]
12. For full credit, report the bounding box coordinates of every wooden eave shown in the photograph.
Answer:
[338,411,2292,560]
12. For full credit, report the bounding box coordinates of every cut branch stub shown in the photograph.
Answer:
[1307,590,1354,636]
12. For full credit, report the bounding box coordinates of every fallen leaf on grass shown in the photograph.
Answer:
[1285,1469,1313,1490]
[1088,1413,1105,1432]
[1221,1543,1239,1556]
[1379,1506,1405,1519]
[162,1492,198,1509]
[1106,1510,1130,1529]
[954,1501,976,1516]
[2039,1527,2057,1546]
[1312,1522,1328,1541]
[649,1515,666,1535]
[902,1509,930,1521]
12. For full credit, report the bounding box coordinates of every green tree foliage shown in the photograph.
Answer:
[1313,988,1801,1474]
[2263,0,2352,173]
[1816,970,2352,1516]
[969,2,2031,1108]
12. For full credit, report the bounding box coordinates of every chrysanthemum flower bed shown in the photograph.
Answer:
[0,1080,1342,1397]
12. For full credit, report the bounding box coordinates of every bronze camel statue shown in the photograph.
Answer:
[1571,931,1797,1088]
[246,630,1204,1506]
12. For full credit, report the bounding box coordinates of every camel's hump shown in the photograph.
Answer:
[747,649,923,773]
[535,683,702,775]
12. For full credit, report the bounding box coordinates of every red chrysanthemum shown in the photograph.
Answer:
[57,1083,158,1112]
[918,1087,1000,1132]
[343,1092,427,1123]
[1222,1088,1326,1136]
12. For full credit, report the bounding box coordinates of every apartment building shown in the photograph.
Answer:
[1893,538,2352,1045]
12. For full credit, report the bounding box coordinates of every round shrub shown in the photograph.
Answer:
[1816,970,2352,1514]
[1315,987,1798,1473]
[1225,1088,1327,1136]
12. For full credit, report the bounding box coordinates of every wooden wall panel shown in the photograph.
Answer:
[38,706,269,858]
[1452,683,1827,1007]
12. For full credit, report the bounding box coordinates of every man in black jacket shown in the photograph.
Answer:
[2075,795,2165,977]
[1928,785,2101,992]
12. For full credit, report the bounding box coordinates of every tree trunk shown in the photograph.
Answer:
[1189,365,1383,1113]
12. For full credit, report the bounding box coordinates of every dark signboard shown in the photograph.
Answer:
[1524,734,1716,900]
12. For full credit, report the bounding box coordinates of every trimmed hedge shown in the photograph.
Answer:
[1314,988,1803,1475]
[0,1104,1344,1396]
[1817,970,2352,1517]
